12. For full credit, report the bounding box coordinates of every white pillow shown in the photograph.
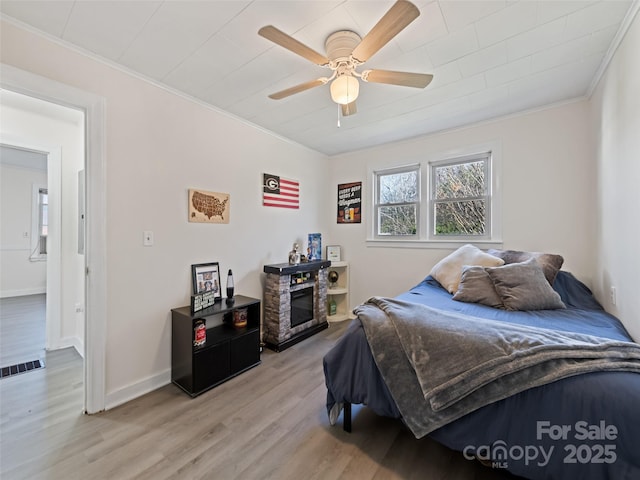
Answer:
[430,244,504,294]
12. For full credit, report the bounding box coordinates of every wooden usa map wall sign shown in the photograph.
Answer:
[189,189,230,224]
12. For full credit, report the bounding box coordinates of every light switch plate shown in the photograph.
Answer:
[143,230,154,246]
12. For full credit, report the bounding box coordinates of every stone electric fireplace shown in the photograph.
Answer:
[263,260,330,351]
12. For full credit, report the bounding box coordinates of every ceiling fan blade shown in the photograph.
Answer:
[259,26,329,66]
[341,101,357,117]
[351,0,420,63]
[362,69,433,88]
[268,78,328,100]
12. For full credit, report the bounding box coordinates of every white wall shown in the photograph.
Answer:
[590,11,640,341]
[0,163,47,296]
[326,101,596,309]
[0,20,329,407]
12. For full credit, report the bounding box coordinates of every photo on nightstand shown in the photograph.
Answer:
[191,262,222,302]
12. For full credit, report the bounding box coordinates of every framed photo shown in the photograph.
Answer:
[337,182,362,223]
[191,262,222,301]
[307,233,322,261]
[327,245,341,262]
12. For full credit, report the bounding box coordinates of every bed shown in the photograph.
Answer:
[323,248,640,480]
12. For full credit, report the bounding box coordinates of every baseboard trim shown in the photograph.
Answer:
[53,336,85,358]
[0,287,46,298]
[104,369,171,411]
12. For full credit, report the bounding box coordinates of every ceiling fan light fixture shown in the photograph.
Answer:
[260,1,432,114]
[330,75,359,105]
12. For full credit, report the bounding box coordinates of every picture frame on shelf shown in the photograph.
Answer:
[327,245,341,262]
[191,262,222,301]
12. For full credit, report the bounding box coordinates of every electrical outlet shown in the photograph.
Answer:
[610,286,616,306]
[143,230,154,246]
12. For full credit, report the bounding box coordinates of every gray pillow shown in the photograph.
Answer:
[488,249,564,285]
[453,265,503,308]
[486,258,566,311]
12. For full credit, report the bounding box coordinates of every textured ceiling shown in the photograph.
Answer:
[1,1,636,155]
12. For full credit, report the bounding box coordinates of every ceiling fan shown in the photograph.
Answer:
[258,0,433,117]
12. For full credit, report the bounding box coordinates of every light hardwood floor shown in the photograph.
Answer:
[0,294,46,367]
[1,297,519,479]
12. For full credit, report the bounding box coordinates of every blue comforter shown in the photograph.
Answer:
[323,272,640,479]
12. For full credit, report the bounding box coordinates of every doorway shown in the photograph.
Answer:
[0,99,77,351]
[1,92,85,396]
[0,144,50,372]
[1,63,107,413]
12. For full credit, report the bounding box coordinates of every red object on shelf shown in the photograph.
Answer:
[194,319,206,347]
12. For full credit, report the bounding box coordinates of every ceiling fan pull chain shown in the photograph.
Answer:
[337,103,341,128]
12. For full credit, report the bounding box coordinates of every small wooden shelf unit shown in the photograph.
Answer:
[327,261,352,322]
[171,295,261,397]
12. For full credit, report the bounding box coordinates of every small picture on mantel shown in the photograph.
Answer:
[189,189,230,224]
[337,182,362,223]
[307,233,322,261]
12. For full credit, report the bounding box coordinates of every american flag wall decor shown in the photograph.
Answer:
[263,173,300,209]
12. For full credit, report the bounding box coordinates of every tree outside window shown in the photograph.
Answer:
[432,158,488,237]
[371,151,495,243]
[375,166,419,236]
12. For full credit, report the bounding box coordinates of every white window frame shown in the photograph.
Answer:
[30,184,48,261]
[428,152,492,242]
[366,142,502,249]
[373,164,420,239]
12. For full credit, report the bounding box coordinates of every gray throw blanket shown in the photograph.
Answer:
[355,297,640,438]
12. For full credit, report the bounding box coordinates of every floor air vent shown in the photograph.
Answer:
[0,359,45,379]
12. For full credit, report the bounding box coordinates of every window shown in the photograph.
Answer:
[38,188,48,254]
[430,153,490,240]
[374,165,420,237]
[30,186,47,260]
[369,146,500,246]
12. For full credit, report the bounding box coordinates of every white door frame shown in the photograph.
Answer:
[1,63,107,413]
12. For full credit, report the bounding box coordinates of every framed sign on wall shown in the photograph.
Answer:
[337,182,362,223]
